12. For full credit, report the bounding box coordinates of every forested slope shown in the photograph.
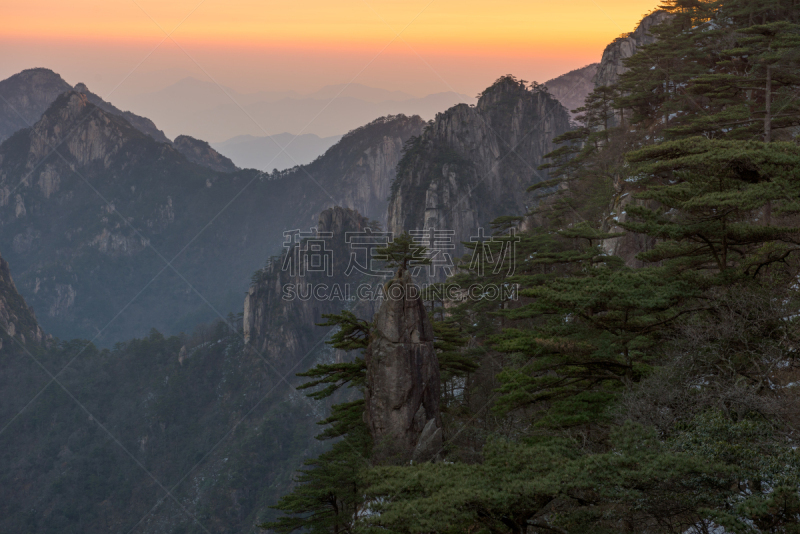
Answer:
[267,2,800,532]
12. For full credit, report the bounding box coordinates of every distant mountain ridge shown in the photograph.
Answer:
[123,76,473,141]
[0,91,423,342]
[212,132,343,172]
[0,69,173,146]
[0,68,72,144]
[0,69,247,176]
[72,82,170,144]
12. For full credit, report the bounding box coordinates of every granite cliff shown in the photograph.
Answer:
[0,68,72,145]
[544,63,599,118]
[365,268,441,463]
[591,11,671,264]
[173,134,239,173]
[0,91,421,342]
[279,115,426,228]
[593,10,672,88]
[387,76,571,253]
[243,206,381,367]
[0,251,46,352]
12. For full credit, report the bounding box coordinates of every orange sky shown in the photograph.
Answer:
[1,0,662,97]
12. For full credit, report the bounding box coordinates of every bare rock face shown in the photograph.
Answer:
[174,135,239,173]
[545,63,599,118]
[25,91,146,168]
[387,76,571,261]
[243,206,380,369]
[600,181,658,267]
[286,115,426,229]
[330,133,407,226]
[590,11,671,264]
[365,268,442,463]
[0,251,46,348]
[593,11,672,88]
[0,68,72,144]
[73,82,171,145]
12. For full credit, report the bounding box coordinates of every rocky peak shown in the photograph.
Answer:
[72,82,171,144]
[475,75,532,109]
[0,68,72,144]
[593,10,672,88]
[365,267,442,463]
[22,91,149,168]
[173,135,239,173]
[387,78,571,262]
[279,114,426,228]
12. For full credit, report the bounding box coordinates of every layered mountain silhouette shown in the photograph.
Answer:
[212,132,343,172]
[0,68,72,144]
[0,89,423,342]
[0,68,238,174]
[123,76,474,141]
[0,11,664,533]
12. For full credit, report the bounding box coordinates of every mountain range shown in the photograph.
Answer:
[122,77,475,142]
[0,85,424,342]
[211,132,343,172]
[0,13,646,530]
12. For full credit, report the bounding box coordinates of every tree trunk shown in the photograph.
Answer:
[764,65,772,143]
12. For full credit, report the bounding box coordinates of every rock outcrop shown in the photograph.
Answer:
[0,69,173,146]
[593,11,672,88]
[174,134,239,173]
[387,76,571,259]
[0,251,45,351]
[73,82,171,144]
[589,11,670,264]
[545,63,599,118]
[284,115,426,228]
[243,206,381,368]
[19,91,151,168]
[0,86,419,342]
[0,68,72,144]
[365,268,441,463]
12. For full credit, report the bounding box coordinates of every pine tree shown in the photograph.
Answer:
[492,233,694,429]
[375,232,431,272]
[622,138,800,278]
[261,311,372,533]
[264,3,800,532]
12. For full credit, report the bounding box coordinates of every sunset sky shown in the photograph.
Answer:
[1,0,661,100]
